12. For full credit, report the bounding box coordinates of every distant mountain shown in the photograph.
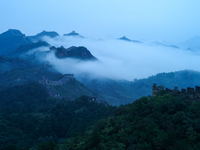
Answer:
[79,70,200,106]
[179,35,200,50]
[28,30,59,42]
[63,31,84,38]
[0,29,32,55]
[50,46,97,60]
[118,36,141,43]
[153,41,180,49]
[9,40,50,56]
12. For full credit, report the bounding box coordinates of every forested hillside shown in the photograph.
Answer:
[0,82,116,149]
[65,89,200,150]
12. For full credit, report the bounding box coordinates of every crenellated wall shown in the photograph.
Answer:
[152,83,200,101]
[39,74,74,86]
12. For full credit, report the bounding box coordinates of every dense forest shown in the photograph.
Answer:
[0,82,116,149]
[65,90,200,150]
[2,82,200,149]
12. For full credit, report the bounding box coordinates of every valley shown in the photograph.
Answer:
[0,28,200,149]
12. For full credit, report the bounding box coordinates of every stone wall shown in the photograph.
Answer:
[39,74,74,86]
[152,83,200,101]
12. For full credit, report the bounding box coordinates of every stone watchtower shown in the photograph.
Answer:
[152,83,159,96]
[152,83,200,101]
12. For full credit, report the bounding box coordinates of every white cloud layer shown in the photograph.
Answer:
[42,36,200,81]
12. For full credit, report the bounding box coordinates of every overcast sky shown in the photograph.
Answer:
[1,0,200,43]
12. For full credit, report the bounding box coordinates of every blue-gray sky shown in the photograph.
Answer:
[1,0,200,43]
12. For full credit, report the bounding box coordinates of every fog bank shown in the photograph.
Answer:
[42,36,200,81]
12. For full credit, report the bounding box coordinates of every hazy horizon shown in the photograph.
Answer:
[1,0,200,43]
[1,0,200,81]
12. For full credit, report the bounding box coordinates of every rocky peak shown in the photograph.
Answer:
[51,46,97,60]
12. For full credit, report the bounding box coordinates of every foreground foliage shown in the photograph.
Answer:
[0,82,116,149]
[65,91,200,150]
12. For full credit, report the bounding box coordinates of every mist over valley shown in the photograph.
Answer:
[1,1,200,149]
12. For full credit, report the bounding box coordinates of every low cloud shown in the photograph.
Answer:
[26,46,50,55]
[41,36,200,81]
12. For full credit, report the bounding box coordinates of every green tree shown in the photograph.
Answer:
[36,141,57,150]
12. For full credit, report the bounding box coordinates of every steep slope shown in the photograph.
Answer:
[0,29,31,55]
[48,79,98,100]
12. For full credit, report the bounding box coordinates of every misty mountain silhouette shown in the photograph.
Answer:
[28,30,59,42]
[153,41,179,49]
[50,46,97,60]
[0,29,31,55]
[118,36,141,43]
[63,31,84,38]
[180,35,200,50]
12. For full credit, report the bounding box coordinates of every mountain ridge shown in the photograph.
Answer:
[0,29,32,55]
[118,36,141,43]
[63,30,84,38]
[28,30,59,42]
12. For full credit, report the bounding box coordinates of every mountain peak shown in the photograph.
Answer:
[28,30,59,42]
[39,30,59,36]
[63,31,84,38]
[119,36,131,41]
[2,29,24,37]
[0,29,31,55]
[118,36,141,43]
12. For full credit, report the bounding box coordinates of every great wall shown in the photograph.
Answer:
[152,83,200,101]
[39,74,74,86]
[89,97,109,106]
[39,74,74,99]
[39,74,109,105]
